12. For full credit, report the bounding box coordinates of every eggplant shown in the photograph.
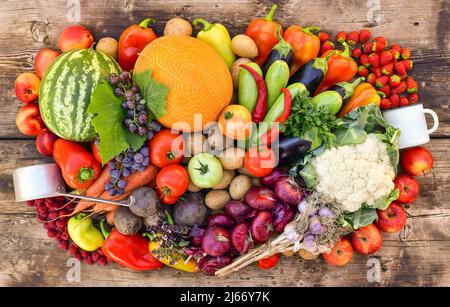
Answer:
[261,27,294,75]
[274,136,312,166]
[288,57,327,93]
[328,77,364,102]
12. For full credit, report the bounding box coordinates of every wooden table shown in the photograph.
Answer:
[0,0,449,287]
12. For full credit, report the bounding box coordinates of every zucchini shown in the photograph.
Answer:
[265,60,290,109]
[238,62,262,113]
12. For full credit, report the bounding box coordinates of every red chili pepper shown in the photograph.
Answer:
[261,87,292,145]
[53,139,101,190]
[101,224,162,271]
[118,18,157,71]
[245,4,281,65]
[239,64,267,123]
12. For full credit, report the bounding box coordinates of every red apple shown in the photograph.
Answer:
[394,174,420,204]
[401,147,434,176]
[58,25,94,52]
[16,103,45,136]
[34,48,60,79]
[322,237,354,266]
[351,224,383,255]
[376,202,407,233]
[36,128,59,157]
[15,72,41,103]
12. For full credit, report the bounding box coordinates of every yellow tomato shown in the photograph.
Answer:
[218,105,253,140]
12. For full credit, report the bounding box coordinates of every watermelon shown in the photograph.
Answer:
[39,48,121,142]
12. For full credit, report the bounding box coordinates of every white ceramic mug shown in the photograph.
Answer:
[382,104,439,149]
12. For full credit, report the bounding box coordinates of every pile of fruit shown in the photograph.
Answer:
[13,4,436,276]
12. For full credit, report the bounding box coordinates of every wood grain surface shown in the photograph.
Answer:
[0,0,449,287]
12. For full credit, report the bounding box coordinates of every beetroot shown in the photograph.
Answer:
[272,201,295,232]
[189,224,205,247]
[225,201,252,222]
[245,187,277,210]
[231,223,253,254]
[274,176,304,205]
[200,255,233,276]
[259,168,288,187]
[207,213,235,227]
[251,211,274,243]
[201,226,231,256]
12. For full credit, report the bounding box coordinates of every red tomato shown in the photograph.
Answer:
[91,142,102,164]
[149,129,184,168]
[156,165,189,205]
[244,147,276,177]
[258,254,280,270]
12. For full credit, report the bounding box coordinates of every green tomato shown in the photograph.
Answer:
[188,153,223,188]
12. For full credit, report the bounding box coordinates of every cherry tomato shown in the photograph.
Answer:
[156,165,189,205]
[244,147,276,177]
[91,142,102,164]
[258,254,280,269]
[149,129,184,168]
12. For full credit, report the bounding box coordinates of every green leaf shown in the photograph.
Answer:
[87,81,146,164]
[344,206,378,229]
[133,69,168,119]
[369,188,399,211]
[334,127,367,146]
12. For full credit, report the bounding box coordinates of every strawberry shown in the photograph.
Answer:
[375,75,389,88]
[347,31,359,46]
[336,31,347,43]
[320,41,335,55]
[357,66,369,77]
[400,97,409,106]
[359,29,371,43]
[372,66,382,77]
[374,36,388,46]
[408,92,419,104]
[368,53,380,67]
[378,84,391,97]
[401,48,411,59]
[388,49,400,60]
[318,31,329,43]
[380,98,392,110]
[400,59,413,71]
[352,47,362,58]
[380,51,394,66]
[382,63,394,75]
[406,77,418,93]
[389,75,401,87]
[390,44,402,52]
[373,37,388,53]
[394,62,407,75]
[360,54,370,67]
[390,93,400,107]
[366,73,376,86]
[391,81,406,94]
[363,42,374,54]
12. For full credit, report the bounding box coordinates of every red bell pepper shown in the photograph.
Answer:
[283,26,321,75]
[315,42,357,95]
[260,87,292,145]
[101,222,162,271]
[118,18,157,71]
[53,139,101,190]
[245,4,281,65]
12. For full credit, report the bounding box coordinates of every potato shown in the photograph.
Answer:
[219,147,245,170]
[212,169,235,190]
[205,124,234,155]
[205,190,231,210]
[188,180,203,192]
[229,175,252,200]
[231,34,258,58]
[230,58,251,89]
[114,207,142,235]
[184,133,206,157]
[96,37,118,59]
[164,17,193,36]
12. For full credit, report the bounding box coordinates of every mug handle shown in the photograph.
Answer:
[423,109,439,134]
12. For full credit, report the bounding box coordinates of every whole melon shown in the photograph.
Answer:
[39,48,121,142]
[134,35,233,131]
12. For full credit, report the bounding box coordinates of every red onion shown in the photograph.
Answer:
[250,211,274,243]
[259,168,288,187]
[225,200,252,222]
[274,176,304,205]
[230,223,253,254]
[245,186,277,210]
[207,213,235,227]
[201,226,231,256]
[272,201,295,232]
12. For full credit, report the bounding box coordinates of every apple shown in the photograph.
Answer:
[36,128,59,157]
[16,103,45,136]
[58,25,94,52]
[34,48,60,79]
[401,147,434,176]
[322,237,354,266]
[394,174,420,204]
[14,72,41,103]
[376,202,407,233]
[351,224,383,255]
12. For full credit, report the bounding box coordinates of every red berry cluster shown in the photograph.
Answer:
[318,29,419,110]
[27,197,108,266]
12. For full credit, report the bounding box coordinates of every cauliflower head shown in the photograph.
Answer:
[312,134,395,212]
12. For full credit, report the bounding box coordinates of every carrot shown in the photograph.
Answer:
[106,210,116,225]
[85,165,111,197]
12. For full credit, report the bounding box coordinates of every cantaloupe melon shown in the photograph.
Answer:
[134,35,233,131]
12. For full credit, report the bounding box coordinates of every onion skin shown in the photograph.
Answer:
[259,168,288,187]
[245,187,277,210]
[274,176,304,205]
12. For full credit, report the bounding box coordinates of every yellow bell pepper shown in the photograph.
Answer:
[148,239,198,273]
[338,82,381,117]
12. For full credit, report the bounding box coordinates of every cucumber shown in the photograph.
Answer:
[311,91,343,115]
[238,62,262,113]
[265,60,290,109]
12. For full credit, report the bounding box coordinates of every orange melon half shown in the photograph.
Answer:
[134,35,233,131]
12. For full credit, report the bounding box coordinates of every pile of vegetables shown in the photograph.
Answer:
[13,3,437,276]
